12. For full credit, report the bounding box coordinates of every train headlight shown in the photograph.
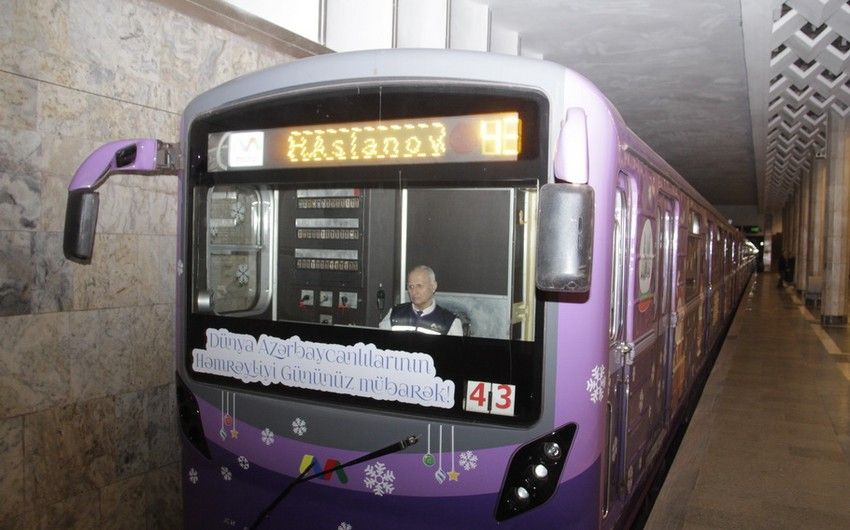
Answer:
[495,423,577,521]
[543,442,562,462]
[531,464,549,481]
[514,486,531,505]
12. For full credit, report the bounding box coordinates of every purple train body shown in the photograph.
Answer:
[64,50,755,529]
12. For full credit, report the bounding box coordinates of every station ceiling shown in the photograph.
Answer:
[479,0,850,212]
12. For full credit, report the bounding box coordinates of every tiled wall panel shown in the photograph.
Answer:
[0,0,298,526]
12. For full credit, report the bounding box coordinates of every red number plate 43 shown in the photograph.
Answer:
[464,381,516,416]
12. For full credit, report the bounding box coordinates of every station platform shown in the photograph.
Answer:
[645,273,850,529]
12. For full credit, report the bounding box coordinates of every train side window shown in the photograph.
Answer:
[685,211,701,301]
[192,185,274,316]
[712,230,722,284]
[610,190,627,339]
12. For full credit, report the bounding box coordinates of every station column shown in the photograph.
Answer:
[788,187,800,283]
[796,172,810,292]
[821,112,850,325]
[782,201,791,279]
[807,156,827,296]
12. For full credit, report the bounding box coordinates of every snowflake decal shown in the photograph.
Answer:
[292,417,307,436]
[231,202,246,224]
[221,466,232,481]
[188,467,198,484]
[363,461,395,496]
[458,450,478,471]
[238,456,250,470]
[222,518,236,527]
[236,263,250,286]
[261,427,275,446]
[177,259,184,277]
[338,523,352,530]
[586,364,606,403]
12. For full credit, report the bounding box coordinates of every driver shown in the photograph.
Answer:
[379,265,463,336]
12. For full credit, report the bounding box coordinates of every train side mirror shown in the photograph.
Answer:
[63,190,100,264]
[536,183,594,293]
[62,139,178,263]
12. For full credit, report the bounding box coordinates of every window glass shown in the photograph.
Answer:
[685,236,701,301]
[610,190,626,339]
[192,183,537,342]
[711,230,722,284]
[685,212,702,301]
[195,185,274,316]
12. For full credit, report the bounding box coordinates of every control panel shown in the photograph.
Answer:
[278,189,370,326]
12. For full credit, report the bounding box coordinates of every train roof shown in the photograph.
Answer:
[607,100,731,229]
[183,48,567,122]
[184,48,735,234]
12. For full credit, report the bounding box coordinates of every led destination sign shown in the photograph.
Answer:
[208,112,521,172]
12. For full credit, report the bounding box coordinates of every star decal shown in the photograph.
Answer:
[230,429,239,439]
[447,470,459,482]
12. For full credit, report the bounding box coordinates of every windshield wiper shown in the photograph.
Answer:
[249,434,420,529]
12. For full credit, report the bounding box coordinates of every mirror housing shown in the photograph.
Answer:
[63,190,100,264]
[536,183,594,293]
[553,108,589,184]
[62,139,179,263]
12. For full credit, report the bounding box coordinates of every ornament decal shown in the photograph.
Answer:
[638,218,655,312]
[291,417,307,437]
[586,364,606,403]
[458,450,478,471]
[236,263,250,286]
[422,424,435,466]
[261,427,275,446]
[231,202,246,225]
[434,425,446,484]
[447,425,459,482]
[219,391,239,439]
[363,462,395,496]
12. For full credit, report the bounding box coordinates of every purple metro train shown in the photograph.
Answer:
[64,50,755,529]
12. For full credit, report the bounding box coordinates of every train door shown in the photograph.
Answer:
[726,236,734,314]
[720,232,732,315]
[605,177,629,514]
[655,195,676,429]
[716,232,724,323]
[702,222,715,372]
[619,174,664,499]
[677,210,702,410]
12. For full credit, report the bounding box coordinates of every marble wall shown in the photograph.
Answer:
[0,0,298,527]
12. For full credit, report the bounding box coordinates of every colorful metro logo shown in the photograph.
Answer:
[299,454,348,484]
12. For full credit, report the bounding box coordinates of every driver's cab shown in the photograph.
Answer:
[192,182,538,342]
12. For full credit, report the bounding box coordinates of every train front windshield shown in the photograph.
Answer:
[186,86,548,425]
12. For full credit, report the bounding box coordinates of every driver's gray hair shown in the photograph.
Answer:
[409,265,436,284]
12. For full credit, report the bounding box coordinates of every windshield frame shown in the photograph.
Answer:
[183,83,550,426]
